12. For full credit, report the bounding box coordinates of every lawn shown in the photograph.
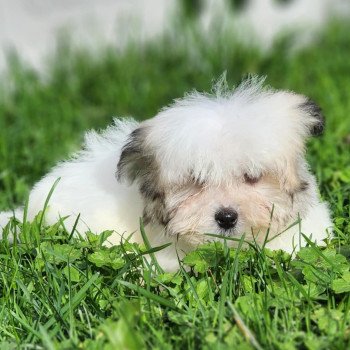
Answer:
[0,17,350,349]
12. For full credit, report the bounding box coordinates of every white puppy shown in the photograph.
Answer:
[0,77,332,270]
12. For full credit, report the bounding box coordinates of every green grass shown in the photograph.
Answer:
[0,19,350,349]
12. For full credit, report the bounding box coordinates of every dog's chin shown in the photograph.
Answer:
[165,229,205,246]
[178,232,207,246]
[170,228,240,247]
[173,224,276,249]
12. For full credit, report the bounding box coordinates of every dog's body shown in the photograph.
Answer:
[0,78,332,270]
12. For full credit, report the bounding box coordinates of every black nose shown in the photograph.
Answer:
[215,208,238,230]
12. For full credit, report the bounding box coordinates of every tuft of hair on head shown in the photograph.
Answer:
[211,72,269,100]
[233,74,269,98]
[211,71,230,98]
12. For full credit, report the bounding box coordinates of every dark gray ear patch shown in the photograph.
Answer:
[117,126,169,227]
[117,126,150,182]
[300,99,325,136]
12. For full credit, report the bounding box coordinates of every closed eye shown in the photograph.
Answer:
[244,173,262,185]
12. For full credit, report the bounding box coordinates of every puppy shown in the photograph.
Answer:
[0,77,332,271]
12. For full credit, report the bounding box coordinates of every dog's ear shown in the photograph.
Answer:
[299,98,325,136]
[117,126,150,183]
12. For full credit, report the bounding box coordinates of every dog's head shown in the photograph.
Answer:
[117,77,324,245]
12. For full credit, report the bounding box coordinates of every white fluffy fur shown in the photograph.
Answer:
[0,78,332,271]
[145,78,313,185]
